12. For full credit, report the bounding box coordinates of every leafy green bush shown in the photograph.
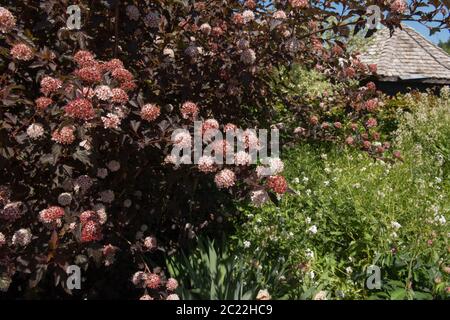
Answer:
[166,237,289,300]
[233,88,450,300]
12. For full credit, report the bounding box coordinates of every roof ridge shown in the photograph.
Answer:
[402,27,450,72]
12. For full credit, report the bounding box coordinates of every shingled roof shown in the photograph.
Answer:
[359,25,450,84]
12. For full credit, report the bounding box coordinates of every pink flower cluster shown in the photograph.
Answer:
[214,169,236,189]
[390,0,407,14]
[39,206,65,225]
[0,7,16,33]
[40,76,62,96]
[266,175,288,194]
[80,210,103,243]
[181,101,199,120]
[52,126,76,145]
[141,104,161,122]
[10,43,33,61]
[289,0,309,9]
[35,97,53,111]
[0,202,24,221]
[64,98,95,120]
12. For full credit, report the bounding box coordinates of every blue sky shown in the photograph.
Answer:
[406,20,449,44]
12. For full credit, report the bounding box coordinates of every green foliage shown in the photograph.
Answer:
[166,237,289,300]
[438,38,450,54]
[233,88,450,300]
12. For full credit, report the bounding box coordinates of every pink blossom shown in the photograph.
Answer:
[366,118,378,128]
[103,58,124,72]
[101,113,121,129]
[40,76,62,96]
[146,273,161,289]
[390,0,407,14]
[235,151,251,166]
[198,155,216,173]
[39,206,65,224]
[1,202,24,221]
[141,104,161,122]
[10,43,33,61]
[35,97,53,111]
[52,126,76,145]
[0,7,16,33]
[143,236,157,250]
[94,85,112,101]
[74,50,96,67]
[64,98,95,120]
[172,131,192,148]
[289,0,309,9]
[12,228,32,246]
[214,169,236,189]
[266,175,288,194]
[75,66,102,83]
[166,294,180,300]
[81,220,102,243]
[111,88,129,104]
[273,10,287,20]
[200,23,212,35]
[112,68,134,82]
[166,278,178,291]
[181,101,199,120]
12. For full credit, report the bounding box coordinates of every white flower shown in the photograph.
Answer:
[390,231,398,238]
[243,240,251,248]
[305,217,311,224]
[434,215,446,225]
[268,157,284,175]
[305,248,314,259]
[345,266,353,274]
[313,291,327,300]
[199,23,211,35]
[242,10,255,24]
[308,225,318,234]
[94,85,112,101]
[309,271,315,279]
[293,177,300,184]
[302,176,309,183]
[235,151,252,166]
[26,123,44,139]
[391,221,402,230]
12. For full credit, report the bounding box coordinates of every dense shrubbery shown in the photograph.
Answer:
[0,0,448,299]
[233,89,450,299]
